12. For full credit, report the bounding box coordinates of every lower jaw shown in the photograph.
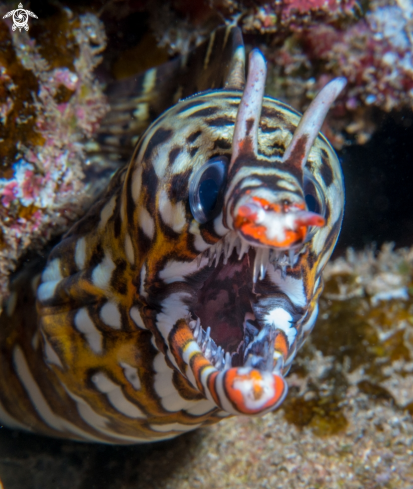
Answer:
[164,232,305,413]
[176,319,289,415]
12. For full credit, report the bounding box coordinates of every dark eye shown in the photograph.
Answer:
[305,193,319,213]
[189,156,228,223]
[304,169,326,217]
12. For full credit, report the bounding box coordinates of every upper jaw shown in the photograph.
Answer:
[200,229,304,282]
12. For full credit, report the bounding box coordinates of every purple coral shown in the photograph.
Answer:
[302,2,413,112]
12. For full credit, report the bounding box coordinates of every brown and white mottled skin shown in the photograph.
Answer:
[0,27,345,443]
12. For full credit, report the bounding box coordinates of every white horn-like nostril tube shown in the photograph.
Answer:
[282,77,347,169]
[229,49,267,170]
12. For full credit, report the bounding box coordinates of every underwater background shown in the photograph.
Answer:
[0,0,412,487]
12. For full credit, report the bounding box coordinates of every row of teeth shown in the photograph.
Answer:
[189,318,231,370]
[188,318,284,373]
[198,231,301,282]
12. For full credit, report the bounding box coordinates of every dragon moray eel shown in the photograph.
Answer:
[0,27,345,443]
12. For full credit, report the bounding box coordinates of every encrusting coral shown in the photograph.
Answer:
[148,0,413,148]
[267,0,413,146]
[316,243,413,414]
[0,7,109,301]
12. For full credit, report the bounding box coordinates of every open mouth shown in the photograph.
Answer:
[188,231,302,376]
[163,53,343,415]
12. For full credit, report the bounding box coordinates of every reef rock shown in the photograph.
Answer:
[0,7,109,301]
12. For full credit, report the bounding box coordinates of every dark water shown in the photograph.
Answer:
[337,114,413,253]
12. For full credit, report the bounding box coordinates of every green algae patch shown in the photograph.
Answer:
[283,395,348,436]
[315,296,380,374]
[357,380,394,402]
[30,8,80,71]
[112,32,169,80]
[283,355,350,436]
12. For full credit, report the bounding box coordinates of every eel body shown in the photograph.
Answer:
[0,27,345,443]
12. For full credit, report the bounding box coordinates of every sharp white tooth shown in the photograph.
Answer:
[191,317,200,332]
[212,351,217,367]
[194,320,201,342]
[223,232,238,264]
[214,241,223,267]
[197,253,203,268]
[260,263,267,280]
[238,239,249,260]
[252,248,269,282]
[288,249,296,267]
[214,346,224,369]
[204,326,211,345]
[260,248,270,280]
[253,251,260,283]
[224,351,231,370]
[204,339,212,358]
[210,338,217,356]
[269,249,281,267]
[244,354,254,368]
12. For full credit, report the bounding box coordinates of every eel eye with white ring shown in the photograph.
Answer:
[189,156,228,224]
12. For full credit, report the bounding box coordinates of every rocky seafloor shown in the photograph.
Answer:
[0,245,412,489]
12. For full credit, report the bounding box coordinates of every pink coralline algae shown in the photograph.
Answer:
[260,0,413,146]
[0,11,109,301]
[148,0,413,146]
[240,0,359,31]
[146,0,360,56]
[302,1,413,112]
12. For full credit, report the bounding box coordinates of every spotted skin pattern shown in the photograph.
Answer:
[0,27,344,443]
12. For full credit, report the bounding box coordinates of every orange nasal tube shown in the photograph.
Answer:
[219,367,287,415]
[234,197,325,249]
